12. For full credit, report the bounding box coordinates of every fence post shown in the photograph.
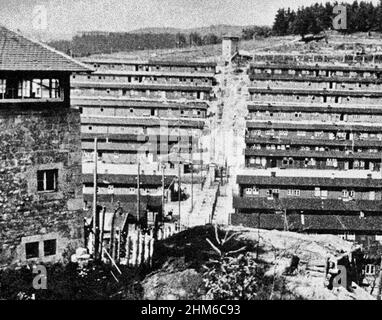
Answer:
[117,229,121,263]
[149,238,154,267]
[144,235,150,264]
[137,232,143,266]
[125,235,130,266]
[131,235,137,266]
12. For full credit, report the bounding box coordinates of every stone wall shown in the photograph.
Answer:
[0,106,84,268]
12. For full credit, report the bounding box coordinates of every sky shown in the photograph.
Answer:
[0,0,381,38]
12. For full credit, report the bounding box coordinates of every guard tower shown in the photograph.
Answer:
[222,35,240,62]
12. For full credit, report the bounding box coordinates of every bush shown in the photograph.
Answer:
[203,252,267,300]
[0,262,145,300]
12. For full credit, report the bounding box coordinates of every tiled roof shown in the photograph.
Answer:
[244,148,382,160]
[90,70,216,78]
[233,196,382,212]
[0,26,91,72]
[83,194,162,207]
[247,104,382,115]
[245,136,382,148]
[82,58,217,67]
[248,88,382,97]
[236,175,382,188]
[81,133,184,142]
[82,173,176,186]
[249,63,382,72]
[71,81,212,91]
[246,121,382,132]
[249,74,382,83]
[72,98,209,109]
[81,116,205,128]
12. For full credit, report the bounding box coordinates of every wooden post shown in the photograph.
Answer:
[117,229,121,263]
[162,164,165,219]
[178,150,181,229]
[131,235,137,266]
[126,235,131,266]
[149,238,154,267]
[99,206,106,261]
[191,143,194,212]
[200,140,203,190]
[93,138,98,259]
[137,232,143,266]
[137,162,141,223]
[110,209,117,261]
[144,235,150,264]
[377,257,382,300]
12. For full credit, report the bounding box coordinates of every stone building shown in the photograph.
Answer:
[233,56,382,242]
[0,27,90,267]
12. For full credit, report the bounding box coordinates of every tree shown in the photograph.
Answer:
[273,8,289,36]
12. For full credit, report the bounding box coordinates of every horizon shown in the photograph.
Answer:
[1,0,381,40]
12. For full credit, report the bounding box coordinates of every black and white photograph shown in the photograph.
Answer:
[1,0,382,306]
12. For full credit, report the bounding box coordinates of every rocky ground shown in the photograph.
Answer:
[141,225,374,300]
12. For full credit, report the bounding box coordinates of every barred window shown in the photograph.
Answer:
[37,169,58,192]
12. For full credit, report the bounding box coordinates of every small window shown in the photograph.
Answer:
[37,169,58,192]
[44,239,57,256]
[294,190,301,196]
[364,264,376,276]
[25,242,39,259]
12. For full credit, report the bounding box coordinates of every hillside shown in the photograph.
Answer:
[142,225,374,300]
[131,24,249,37]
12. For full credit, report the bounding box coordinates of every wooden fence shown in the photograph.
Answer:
[108,222,180,267]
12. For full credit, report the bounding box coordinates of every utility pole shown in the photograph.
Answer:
[191,142,194,212]
[200,139,203,190]
[178,110,182,228]
[162,163,165,219]
[137,162,141,225]
[92,138,98,259]
[178,145,181,229]
[99,206,106,261]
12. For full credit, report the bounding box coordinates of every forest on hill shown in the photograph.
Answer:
[48,1,382,57]
[273,1,382,36]
[48,25,271,57]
